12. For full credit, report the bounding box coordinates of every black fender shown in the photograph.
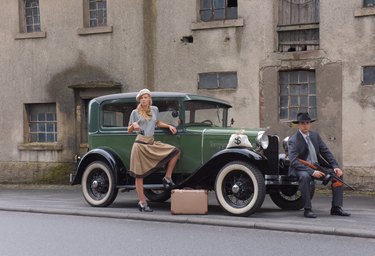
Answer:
[179,148,268,189]
[71,147,126,185]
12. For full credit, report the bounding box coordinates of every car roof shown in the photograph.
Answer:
[92,91,232,108]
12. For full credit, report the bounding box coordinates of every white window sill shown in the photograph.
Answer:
[18,143,63,151]
[354,7,375,17]
[191,18,244,31]
[77,25,113,35]
[15,31,47,40]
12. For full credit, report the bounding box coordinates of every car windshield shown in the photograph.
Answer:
[184,100,228,127]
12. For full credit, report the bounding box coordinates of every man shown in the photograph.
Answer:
[288,112,350,218]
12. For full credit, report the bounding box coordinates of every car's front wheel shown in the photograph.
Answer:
[81,161,118,207]
[215,161,266,216]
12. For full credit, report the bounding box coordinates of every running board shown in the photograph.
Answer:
[117,184,165,190]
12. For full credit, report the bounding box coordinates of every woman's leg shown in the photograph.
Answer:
[165,151,180,178]
[135,177,146,203]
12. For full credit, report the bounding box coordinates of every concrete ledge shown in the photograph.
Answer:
[355,7,375,17]
[15,31,47,40]
[77,26,113,35]
[191,18,244,31]
[1,206,375,239]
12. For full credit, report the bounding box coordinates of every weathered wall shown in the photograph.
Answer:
[0,0,374,188]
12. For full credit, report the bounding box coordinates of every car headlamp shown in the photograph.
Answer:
[256,131,269,150]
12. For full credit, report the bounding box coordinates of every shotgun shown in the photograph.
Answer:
[298,159,355,190]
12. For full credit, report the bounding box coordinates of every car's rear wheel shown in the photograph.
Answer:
[81,161,118,207]
[269,183,315,210]
[215,161,266,216]
[144,189,171,202]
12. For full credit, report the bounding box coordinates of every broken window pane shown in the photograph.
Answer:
[199,0,238,21]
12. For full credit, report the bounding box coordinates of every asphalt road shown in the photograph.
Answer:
[1,211,374,256]
[0,185,375,239]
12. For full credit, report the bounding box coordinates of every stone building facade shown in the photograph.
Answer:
[0,0,374,189]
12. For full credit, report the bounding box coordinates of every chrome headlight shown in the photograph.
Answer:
[282,136,289,153]
[256,131,269,150]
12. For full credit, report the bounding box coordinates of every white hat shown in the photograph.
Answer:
[136,88,151,101]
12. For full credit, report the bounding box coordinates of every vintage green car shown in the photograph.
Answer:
[70,92,306,216]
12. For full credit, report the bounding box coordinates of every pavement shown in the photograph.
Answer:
[0,185,374,239]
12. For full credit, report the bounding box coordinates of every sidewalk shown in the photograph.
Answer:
[0,185,374,239]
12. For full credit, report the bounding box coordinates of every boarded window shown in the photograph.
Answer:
[26,103,57,142]
[200,0,238,21]
[279,70,317,121]
[277,0,319,52]
[89,0,107,27]
[363,66,375,85]
[24,0,41,32]
[364,0,375,7]
[198,72,237,89]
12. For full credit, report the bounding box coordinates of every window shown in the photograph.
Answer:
[200,0,238,21]
[363,66,375,85]
[88,0,107,27]
[22,0,41,32]
[198,72,237,89]
[277,0,319,52]
[102,102,136,128]
[26,103,57,143]
[279,70,317,121]
[364,0,375,7]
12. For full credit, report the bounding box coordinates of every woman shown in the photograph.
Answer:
[128,89,180,212]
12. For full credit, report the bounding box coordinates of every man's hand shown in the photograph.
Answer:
[312,170,325,179]
[334,168,343,177]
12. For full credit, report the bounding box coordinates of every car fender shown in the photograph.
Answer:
[179,148,268,188]
[71,148,126,185]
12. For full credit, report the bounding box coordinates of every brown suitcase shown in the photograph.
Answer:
[170,189,208,215]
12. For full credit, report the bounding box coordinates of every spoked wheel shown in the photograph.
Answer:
[215,161,266,216]
[81,161,118,207]
[270,183,315,210]
[144,189,171,202]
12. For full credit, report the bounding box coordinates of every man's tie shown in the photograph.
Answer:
[306,135,318,163]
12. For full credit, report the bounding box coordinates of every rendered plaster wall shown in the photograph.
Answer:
[151,0,275,128]
[0,0,145,182]
[320,0,375,188]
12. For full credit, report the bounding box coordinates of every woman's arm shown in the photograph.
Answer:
[156,120,177,134]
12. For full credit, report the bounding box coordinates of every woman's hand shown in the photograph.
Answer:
[132,122,141,132]
[168,125,177,134]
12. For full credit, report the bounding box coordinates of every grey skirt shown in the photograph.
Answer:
[129,134,180,178]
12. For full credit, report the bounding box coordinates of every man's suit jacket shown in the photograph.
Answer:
[288,130,339,176]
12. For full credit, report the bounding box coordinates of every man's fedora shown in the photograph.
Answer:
[292,112,316,124]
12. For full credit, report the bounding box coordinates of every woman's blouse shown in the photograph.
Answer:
[129,106,159,136]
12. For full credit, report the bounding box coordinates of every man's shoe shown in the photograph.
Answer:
[304,209,317,218]
[330,207,351,216]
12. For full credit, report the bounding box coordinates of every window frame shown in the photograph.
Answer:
[364,0,375,7]
[24,103,58,144]
[16,0,46,39]
[277,0,320,52]
[198,72,238,90]
[362,66,375,86]
[199,0,238,22]
[279,70,317,122]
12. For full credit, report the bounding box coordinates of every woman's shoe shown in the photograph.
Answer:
[138,201,153,212]
[162,177,175,189]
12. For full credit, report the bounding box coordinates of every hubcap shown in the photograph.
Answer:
[92,180,98,189]
[232,184,240,194]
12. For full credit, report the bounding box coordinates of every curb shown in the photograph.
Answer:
[1,206,375,239]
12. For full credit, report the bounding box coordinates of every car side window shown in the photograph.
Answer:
[101,101,136,128]
[153,100,180,128]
